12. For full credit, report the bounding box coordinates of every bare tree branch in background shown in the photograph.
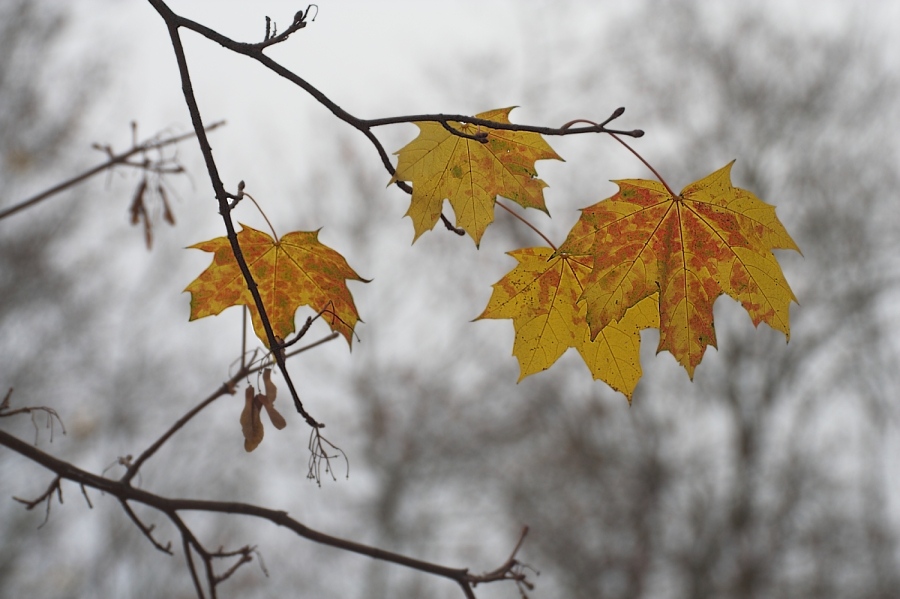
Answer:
[0,121,224,221]
[1,345,530,599]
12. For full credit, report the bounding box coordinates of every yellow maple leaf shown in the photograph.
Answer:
[185,224,365,346]
[390,107,563,245]
[560,162,799,378]
[478,246,659,399]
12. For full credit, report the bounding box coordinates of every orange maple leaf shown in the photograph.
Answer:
[560,162,800,377]
[390,107,563,245]
[185,224,365,346]
[478,246,659,399]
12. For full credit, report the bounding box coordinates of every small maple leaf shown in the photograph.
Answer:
[561,162,800,378]
[390,107,563,246]
[185,224,365,346]
[478,246,659,399]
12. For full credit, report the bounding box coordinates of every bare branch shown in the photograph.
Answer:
[121,377,240,485]
[120,499,173,555]
[0,390,66,444]
[467,526,536,595]
[1,428,527,598]
[144,0,641,236]
[251,5,314,51]
[0,121,224,221]
[122,332,339,485]
[80,483,93,509]
[307,428,348,485]
[181,532,206,599]
[149,0,321,431]
[212,545,256,585]
[13,476,62,528]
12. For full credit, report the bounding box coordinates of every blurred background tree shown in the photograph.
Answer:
[2,1,898,598]
[0,1,103,592]
[323,2,900,598]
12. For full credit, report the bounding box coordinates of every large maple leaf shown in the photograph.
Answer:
[478,246,659,399]
[185,224,365,346]
[390,107,563,245]
[560,162,799,377]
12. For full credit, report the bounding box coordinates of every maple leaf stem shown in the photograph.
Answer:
[496,200,557,251]
[241,307,248,371]
[608,133,676,196]
[241,191,279,241]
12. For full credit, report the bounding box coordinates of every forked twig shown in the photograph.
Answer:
[307,427,349,485]
[468,527,536,596]
[13,476,62,528]
[120,499,173,554]
[0,122,224,221]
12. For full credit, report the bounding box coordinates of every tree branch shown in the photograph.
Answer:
[0,121,224,221]
[0,428,532,598]
[119,498,173,554]
[144,0,641,214]
[121,378,240,486]
[149,0,322,431]
[121,333,338,485]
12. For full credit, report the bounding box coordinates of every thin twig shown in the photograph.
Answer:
[307,428,349,485]
[121,377,243,485]
[122,332,338,485]
[120,499,173,554]
[80,484,93,509]
[141,3,641,196]
[241,307,248,371]
[181,530,206,599]
[0,403,66,444]
[467,526,536,596]
[560,106,626,131]
[13,476,62,528]
[251,333,340,373]
[213,546,255,584]
[251,6,313,51]
[0,122,224,221]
